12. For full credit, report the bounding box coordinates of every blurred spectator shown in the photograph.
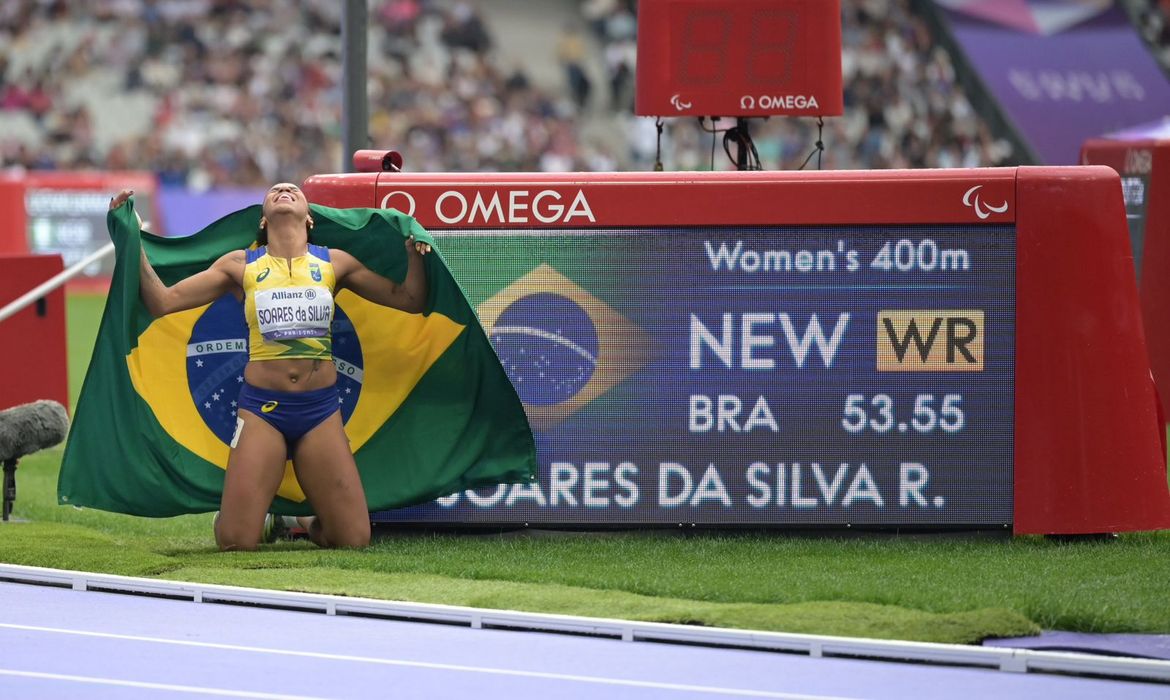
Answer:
[0,0,1023,184]
[583,0,635,112]
[441,1,491,54]
[1123,0,1170,71]
[557,23,592,112]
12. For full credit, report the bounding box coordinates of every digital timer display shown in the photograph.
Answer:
[636,0,843,117]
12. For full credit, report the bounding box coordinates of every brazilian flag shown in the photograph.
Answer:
[58,199,537,517]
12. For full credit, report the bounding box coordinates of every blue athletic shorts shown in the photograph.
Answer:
[237,382,340,445]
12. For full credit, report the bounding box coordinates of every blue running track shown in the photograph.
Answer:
[1,581,1167,699]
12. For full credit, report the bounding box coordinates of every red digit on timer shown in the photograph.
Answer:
[678,10,730,85]
[749,9,797,86]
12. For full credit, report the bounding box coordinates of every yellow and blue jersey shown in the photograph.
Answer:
[242,244,336,361]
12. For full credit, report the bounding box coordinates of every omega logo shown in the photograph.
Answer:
[379,190,417,216]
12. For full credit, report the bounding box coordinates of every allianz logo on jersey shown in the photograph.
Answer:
[380,188,596,225]
[269,290,307,300]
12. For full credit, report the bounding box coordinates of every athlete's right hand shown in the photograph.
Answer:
[405,234,431,256]
[109,189,134,210]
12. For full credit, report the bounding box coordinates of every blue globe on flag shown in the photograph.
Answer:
[489,292,599,406]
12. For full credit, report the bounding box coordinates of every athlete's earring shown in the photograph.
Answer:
[307,217,314,230]
[259,218,267,229]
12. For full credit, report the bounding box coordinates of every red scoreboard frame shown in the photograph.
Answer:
[306,164,1170,535]
[1081,134,1170,422]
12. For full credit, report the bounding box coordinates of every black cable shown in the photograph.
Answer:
[654,117,664,172]
[698,117,728,171]
[797,116,826,171]
[817,115,824,170]
[711,125,717,171]
[723,118,761,171]
[696,116,728,133]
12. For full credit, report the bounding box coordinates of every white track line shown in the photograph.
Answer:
[0,623,859,700]
[0,669,328,699]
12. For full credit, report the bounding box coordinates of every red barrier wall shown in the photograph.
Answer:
[1081,138,1170,421]
[1015,167,1168,533]
[0,175,28,255]
[0,254,68,412]
[305,165,1170,534]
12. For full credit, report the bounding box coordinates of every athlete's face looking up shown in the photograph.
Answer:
[263,183,309,219]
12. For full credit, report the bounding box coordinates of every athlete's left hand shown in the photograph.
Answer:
[109,189,133,210]
[406,235,431,256]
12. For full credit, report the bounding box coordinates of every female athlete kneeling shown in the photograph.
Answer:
[109,183,430,550]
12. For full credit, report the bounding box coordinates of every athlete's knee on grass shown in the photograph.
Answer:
[215,520,262,551]
[321,517,370,549]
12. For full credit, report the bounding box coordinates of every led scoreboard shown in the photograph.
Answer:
[305,165,1170,534]
[635,0,843,117]
[0,171,160,281]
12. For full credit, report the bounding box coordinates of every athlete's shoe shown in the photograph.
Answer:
[261,513,281,543]
[284,515,311,540]
[213,511,306,544]
[264,514,310,542]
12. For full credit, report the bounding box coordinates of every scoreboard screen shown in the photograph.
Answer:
[14,172,159,279]
[25,189,123,277]
[1119,171,1149,280]
[305,165,1170,535]
[380,224,1015,526]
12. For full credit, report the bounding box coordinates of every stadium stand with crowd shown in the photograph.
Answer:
[1124,0,1170,71]
[1,0,1167,185]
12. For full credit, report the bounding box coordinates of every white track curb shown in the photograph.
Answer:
[1,563,1167,683]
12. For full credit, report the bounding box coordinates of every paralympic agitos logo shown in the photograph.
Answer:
[962,185,1009,220]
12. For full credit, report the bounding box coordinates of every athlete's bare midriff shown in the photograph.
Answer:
[244,357,337,392]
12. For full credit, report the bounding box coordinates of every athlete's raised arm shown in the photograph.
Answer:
[331,236,430,314]
[110,189,243,317]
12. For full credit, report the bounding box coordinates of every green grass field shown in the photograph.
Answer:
[1,292,1168,646]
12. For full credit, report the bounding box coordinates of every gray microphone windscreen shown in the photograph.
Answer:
[0,400,70,462]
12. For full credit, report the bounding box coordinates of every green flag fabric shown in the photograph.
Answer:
[58,199,536,517]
